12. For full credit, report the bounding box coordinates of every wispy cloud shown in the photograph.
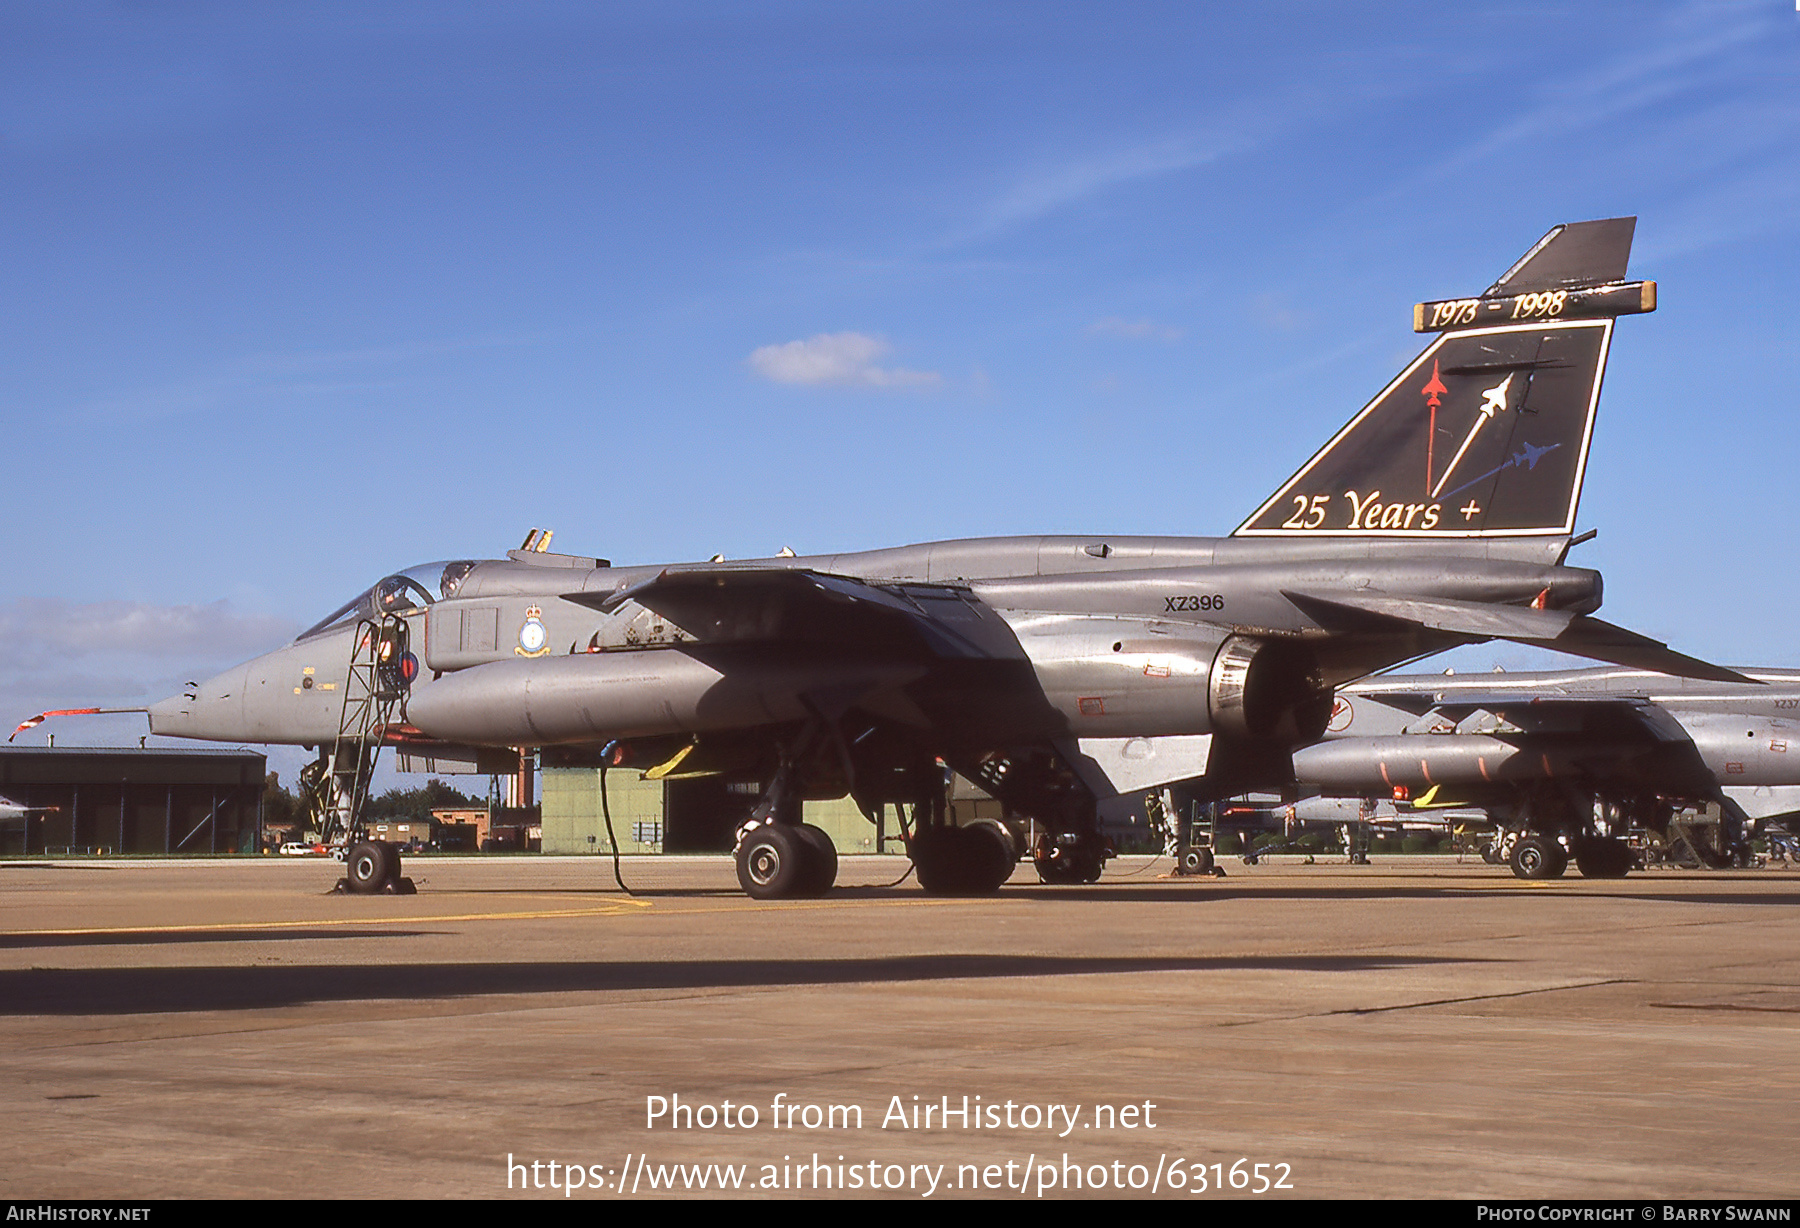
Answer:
[976,132,1240,237]
[1443,3,1775,175]
[67,332,539,423]
[947,74,1344,247]
[0,599,297,665]
[1406,0,1796,263]
[747,332,940,388]
[1087,316,1184,342]
[0,598,300,740]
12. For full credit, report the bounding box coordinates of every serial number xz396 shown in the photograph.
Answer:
[1165,594,1225,612]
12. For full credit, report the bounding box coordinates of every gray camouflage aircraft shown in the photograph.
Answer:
[1290,665,1800,879]
[35,217,1739,899]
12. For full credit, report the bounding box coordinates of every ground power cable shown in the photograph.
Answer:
[598,740,632,895]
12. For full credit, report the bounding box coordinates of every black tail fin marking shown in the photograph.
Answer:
[1236,218,1645,539]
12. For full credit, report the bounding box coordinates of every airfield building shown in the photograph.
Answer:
[0,746,266,856]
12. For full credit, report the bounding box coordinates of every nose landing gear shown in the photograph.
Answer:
[310,613,418,896]
[340,839,416,895]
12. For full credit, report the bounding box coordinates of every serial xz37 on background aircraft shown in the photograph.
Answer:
[28,217,1739,900]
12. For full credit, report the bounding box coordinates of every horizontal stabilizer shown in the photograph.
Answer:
[1486,218,1636,295]
[1283,590,1754,685]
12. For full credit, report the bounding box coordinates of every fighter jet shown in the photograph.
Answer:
[1293,664,1800,878]
[0,795,53,823]
[104,217,1728,899]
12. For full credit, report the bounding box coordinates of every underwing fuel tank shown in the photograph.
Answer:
[404,649,925,746]
[1291,735,1628,791]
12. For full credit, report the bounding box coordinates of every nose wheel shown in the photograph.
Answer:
[338,840,416,895]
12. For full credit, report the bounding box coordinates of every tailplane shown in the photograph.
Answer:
[1236,218,1653,539]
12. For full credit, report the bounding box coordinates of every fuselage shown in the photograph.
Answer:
[148,532,1591,756]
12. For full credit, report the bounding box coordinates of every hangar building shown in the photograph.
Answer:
[0,746,266,856]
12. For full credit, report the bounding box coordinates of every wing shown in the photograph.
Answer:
[564,568,1029,661]
[1363,691,1690,739]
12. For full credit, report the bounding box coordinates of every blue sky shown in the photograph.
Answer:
[5,1,1799,779]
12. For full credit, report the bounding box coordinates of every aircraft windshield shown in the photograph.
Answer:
[296,560,479,641]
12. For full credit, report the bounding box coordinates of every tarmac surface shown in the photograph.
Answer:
[3,852,1798,1201]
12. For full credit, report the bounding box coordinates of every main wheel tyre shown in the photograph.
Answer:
[960,821,1017,894]
[791,823,839,896]
[1510,835,1568,880]
[910,826,972,895]
[736,825,807,899]
[1034,847,1104,884]
[345,841,393,894]
[1574,836,1632,879]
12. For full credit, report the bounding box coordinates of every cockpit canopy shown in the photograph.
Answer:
[297,560,480,641]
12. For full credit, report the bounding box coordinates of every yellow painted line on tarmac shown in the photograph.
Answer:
[0,892,1013,940]
[644,894,1023,918]
[1,899,655,940]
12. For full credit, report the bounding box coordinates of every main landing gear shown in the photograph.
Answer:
[735,822,838,900]
[909,820,1018,895]
[1499,788,1642,881]
[731,731,846,900]
[1508,833,1568,880]
[1032,830,1107,884]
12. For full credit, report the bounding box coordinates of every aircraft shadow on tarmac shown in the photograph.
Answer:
[1015,884,1800,907]
[478,881,1800,907]
[0,953,1477,1016]
[0,928,437,950]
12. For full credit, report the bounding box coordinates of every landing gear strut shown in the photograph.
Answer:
[731,733,842,900]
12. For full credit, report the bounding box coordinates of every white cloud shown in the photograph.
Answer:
[1087,316,1183,342]
[747,332,940,388]
[0,598,302,745]
[0,599,297,665]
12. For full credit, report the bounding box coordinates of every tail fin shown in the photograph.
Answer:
[1236,218,1652,539]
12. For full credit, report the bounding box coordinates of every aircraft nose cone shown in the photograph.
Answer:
[147,664,248,741]
[146,690,189,734]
